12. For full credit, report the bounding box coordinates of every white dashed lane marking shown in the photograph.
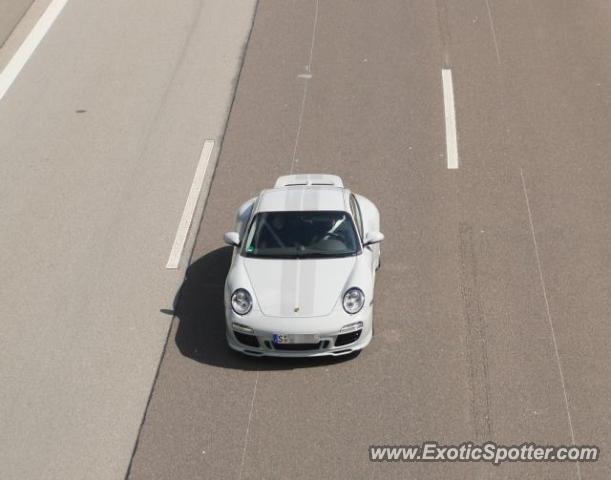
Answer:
[441,68,459,169]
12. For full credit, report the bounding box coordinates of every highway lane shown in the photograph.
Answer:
[128,1,610,479]
[0,1,255,479]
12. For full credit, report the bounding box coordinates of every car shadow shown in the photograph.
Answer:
[173,246,357,371]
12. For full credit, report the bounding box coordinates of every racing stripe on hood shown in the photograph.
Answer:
[280,187,320,315]
[299,258,317,315]
[280,258,298,314]
[244,256,355,317]
[278,258,317,315]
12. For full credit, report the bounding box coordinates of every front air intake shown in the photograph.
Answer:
[334,329,362,347]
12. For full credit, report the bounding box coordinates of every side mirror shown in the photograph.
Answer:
[223,231,240,247]
[363,231,384,246]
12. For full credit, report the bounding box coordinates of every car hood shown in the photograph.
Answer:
[243,256,356,317]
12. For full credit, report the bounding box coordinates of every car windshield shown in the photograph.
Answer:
[242,211,361,259]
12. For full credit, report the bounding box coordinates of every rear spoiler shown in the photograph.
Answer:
[274,174,344,188]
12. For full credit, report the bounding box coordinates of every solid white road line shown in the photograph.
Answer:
[0,0,70,102]
[441,68,459,169]
[166,139,215,269]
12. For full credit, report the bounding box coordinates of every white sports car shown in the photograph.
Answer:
[223,174,383,357]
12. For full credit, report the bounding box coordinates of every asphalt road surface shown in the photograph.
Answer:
[0,0,255,478]
[128,1,611,479]
[3,1,611,479]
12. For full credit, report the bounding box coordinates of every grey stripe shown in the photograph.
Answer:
[300,259,317,316]
[285,188,302,211]
[280,260,298,316]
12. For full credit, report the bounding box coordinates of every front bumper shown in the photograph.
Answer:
[225,307,373,357]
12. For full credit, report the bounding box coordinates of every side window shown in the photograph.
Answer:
[349,194,364,239]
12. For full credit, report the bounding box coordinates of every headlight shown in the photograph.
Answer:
[343,287,364,314]
[231,289,252,315]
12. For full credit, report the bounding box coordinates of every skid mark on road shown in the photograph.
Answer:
[458,222,493,440]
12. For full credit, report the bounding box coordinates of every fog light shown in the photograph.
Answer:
[232,322,254,334]
[340,321,363,333]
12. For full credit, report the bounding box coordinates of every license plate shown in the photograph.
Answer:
[273,334,320,344]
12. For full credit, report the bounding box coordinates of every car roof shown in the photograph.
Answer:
[256,186,349,213]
